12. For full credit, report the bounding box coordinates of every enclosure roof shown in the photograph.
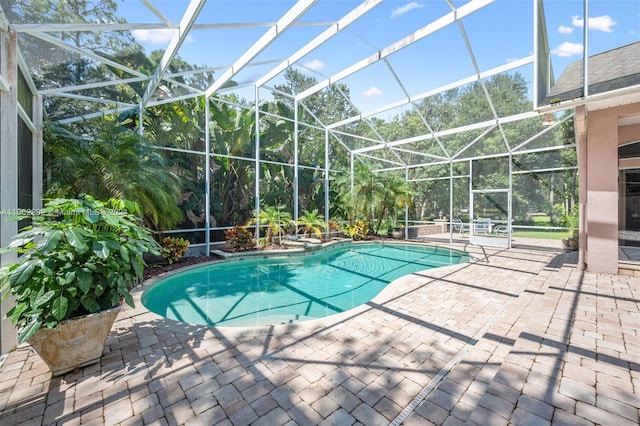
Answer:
[1,0,639,166]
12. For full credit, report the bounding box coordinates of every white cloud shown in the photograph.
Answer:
[552,42,584,57]
[571,15,617,32]
[391,2,424,19]
[558,25,574,34]
[132,29,177,44]
[362,86,383,98]
[302,59,325,71]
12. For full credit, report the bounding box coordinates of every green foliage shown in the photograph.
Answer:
[567,207,580,230]
[550,203,579,229]
[296,209,327,238]
[160,237,190,265]
[247,204,293,245]
[44,118,183,232]
[330,164,412,234]
[224,226,255,251]
[343,220,370,241]
[0,195,160,344]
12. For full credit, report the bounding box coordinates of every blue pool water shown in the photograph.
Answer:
[142,242,469,327]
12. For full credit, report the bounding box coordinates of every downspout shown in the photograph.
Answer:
[576,105,587,270]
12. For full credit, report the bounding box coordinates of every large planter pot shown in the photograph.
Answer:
[28,306,120,376]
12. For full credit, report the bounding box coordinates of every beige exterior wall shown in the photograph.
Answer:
[619,123,640,145]
[585,108,619,273]
[579,100,640,274]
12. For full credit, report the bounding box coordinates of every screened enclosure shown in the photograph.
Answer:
[1,0,635,252]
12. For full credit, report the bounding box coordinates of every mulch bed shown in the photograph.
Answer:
[142,243,306,280]
[143,256,215,280]
[143,236,396,280]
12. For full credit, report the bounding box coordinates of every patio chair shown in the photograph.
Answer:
[492,220,513,235]
[474,218,491,234]
[493,224,510,234]
[451,219,469,235]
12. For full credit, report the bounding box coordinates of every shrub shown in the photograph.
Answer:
[224,226,255,251]
[0,195,160,343]
[343,220,369,240]
[160,237,190,264]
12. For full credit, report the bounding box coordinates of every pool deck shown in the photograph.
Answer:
[1,238,639,425]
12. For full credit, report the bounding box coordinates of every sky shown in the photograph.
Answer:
[122,0,640,113]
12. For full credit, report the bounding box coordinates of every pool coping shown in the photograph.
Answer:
[124,239,480,339]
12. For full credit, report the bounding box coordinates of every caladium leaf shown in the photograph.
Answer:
[33,290,55,308]
[9,262,36,287]
[64,228,89,254]
[39,229,63,254]
[18,319,41,344]
[51,296,68,321]
[76,269,92,294]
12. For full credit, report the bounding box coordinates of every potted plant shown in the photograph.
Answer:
[0,195,160,376]
[563,209,579,250]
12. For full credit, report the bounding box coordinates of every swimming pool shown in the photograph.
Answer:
[142,242,469,327]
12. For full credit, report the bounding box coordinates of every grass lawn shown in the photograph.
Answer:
[530,213,551,226]
[512,229,569,240]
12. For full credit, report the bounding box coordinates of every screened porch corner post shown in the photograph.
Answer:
[254,85,261,244]
[350,152,355,223]
[404,167,409,240]
[507,151,513,249]
[32,95,43,213]
[204,97,211,256]
[293,99,299,224]
[324,128,330,239]
[449,160,454,244]
[0,27,19,354]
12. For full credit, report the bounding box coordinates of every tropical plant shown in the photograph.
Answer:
[247,204,293,245]
[343,220,370,241]
[0,195,160,344]
[160,237,190,264]
[331,163,384,224]
[208,100,259,227]
[373,174,413,234]
[296,209,327,239]
[224,226,255,252]
[44,118,183,232]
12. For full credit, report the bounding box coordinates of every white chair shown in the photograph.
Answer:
[493,224,509,234]
[451,219,469,235]
[492,220,513,234]
[474,218,491,234]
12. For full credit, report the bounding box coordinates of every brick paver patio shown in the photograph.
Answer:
[1,239,638,425]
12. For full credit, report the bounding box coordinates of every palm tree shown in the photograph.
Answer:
[297,209,327,238]
[247,204,293,245]
[374,174,414,234]
[44,118,183,232]
[331,162,383,224]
